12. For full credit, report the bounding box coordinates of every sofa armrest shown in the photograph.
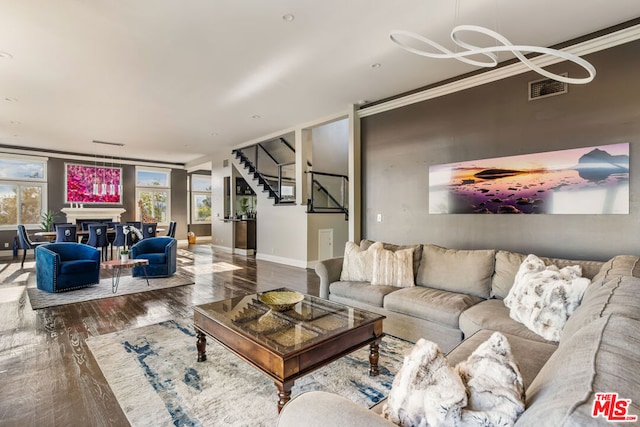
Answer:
[277,391,394,427]
[35,246,61,274]
[315,257,344,299]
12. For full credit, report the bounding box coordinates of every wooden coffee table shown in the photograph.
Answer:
[101,258,150,293]
[193,288,385,413]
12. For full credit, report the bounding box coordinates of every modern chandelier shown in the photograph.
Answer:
[390,25,596,84]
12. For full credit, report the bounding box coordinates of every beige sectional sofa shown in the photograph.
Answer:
[278,242,640,426]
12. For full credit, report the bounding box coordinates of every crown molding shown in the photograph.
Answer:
[358,24,640,118]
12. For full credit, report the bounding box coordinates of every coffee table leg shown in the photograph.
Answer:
[369,339,380,376]
[111,268,122,293]
[196,331,207,362]
[141,265,150,286]
[276,381,293,413]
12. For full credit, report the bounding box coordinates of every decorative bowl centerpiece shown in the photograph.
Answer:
[259,291,304,312]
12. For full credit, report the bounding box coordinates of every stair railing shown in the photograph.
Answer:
[306,171,349,219]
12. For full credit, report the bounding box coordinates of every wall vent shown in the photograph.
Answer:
[223,159,229,167]
[528,75,568,101]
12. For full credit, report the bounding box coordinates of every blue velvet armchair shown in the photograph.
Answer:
[35,243,101,293]
[130,237,177,278]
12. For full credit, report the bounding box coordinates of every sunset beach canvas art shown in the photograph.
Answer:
[429,143,629,214]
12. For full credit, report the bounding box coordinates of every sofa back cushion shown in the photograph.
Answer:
[491,250,604,299]
[561,274,640,342]
[590,254,640,285]
[416,244,495,299]
[515,315,640,426]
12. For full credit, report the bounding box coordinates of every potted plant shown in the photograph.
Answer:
[120,249,129,262]
[240,197,250,220]
[40,210,59,232]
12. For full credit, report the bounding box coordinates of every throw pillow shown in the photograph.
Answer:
[456,332,525,425]
[504,254,591,342]
[382,338,467,427]
[371,247,415,287]
[382,333,524,427]
[339,241,382,282]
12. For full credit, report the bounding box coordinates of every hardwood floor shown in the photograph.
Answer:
[0,244,319,426]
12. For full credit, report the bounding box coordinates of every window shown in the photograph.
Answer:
[0,155,48,229]
[135,167,170,224]
[191,175,211,223]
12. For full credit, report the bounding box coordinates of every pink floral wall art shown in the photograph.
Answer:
[65,163,122,203]
[429,143,629,214]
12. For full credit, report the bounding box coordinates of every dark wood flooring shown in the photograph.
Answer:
[0,244,319,426]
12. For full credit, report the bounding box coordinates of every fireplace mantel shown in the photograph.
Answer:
[61,207,126,224]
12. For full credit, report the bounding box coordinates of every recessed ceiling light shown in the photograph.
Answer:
[210,132,219,137]
[4,97,17,102]
[282,14,295,22]
[0,51,12,59]
[251,115,261,119]
[9,120,21,125]
[370,63,382,69]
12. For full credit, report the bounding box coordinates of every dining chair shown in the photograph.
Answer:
[166,221,177,238]
[53,222,73,230]
[87,224,109,261]
[142,223,157,239]
[112,224,127,257]
[126,221,142,245]
[17,225,46,268]
[55,225,77,243]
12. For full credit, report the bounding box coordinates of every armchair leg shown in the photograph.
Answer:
[21,249,27,268]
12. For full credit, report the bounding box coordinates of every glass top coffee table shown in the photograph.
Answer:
[193,288,385,413]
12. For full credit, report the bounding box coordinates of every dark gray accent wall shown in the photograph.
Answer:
[361,40,640,261]
[0,157,188,249]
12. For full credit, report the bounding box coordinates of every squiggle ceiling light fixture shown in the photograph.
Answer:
[390,25,596,84]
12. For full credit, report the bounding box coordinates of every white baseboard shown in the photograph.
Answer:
[210,244,233,253]
[234,248,255,256]
[256,253,308,269]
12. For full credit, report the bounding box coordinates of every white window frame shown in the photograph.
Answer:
[135,166,171,225]
[190,174,212,224]
[0,154,48,230]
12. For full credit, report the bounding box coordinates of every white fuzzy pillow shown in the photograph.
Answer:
[382,333,524,427]
[340,241,382,282]
[504,254,590,342]
[456,332,525,426]
[372,247,415,287]
[382,338,467,427]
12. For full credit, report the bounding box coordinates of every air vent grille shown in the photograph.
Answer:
[528,75,568,101]
[223,159,229,168]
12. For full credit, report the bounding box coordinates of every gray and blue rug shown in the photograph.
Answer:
[27,274,194,309]
[86,318,412,427]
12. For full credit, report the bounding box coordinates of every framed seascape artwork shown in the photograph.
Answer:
[65,163,122,204]
[429,142,629,214]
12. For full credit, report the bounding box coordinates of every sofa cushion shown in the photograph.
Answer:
[372,247,414,288]
[491,250,604,299]
[504,254,590,342]
[361,240,423,280]
[416,244,495,299]
[384,286,482,328]
[459,300,555,344]
[60,259,99,275]
[561,275,640,342]
[590,254,640,285]
[447,330,557,391]
[340,241,382,282]
[516,315,640,426]
[329,281,399,307]
[137,252,167,265]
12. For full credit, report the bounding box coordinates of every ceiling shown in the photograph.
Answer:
[1,1,639,166]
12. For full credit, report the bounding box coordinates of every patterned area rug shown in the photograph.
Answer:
[86,318,412,427]
[27,274,194,309]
